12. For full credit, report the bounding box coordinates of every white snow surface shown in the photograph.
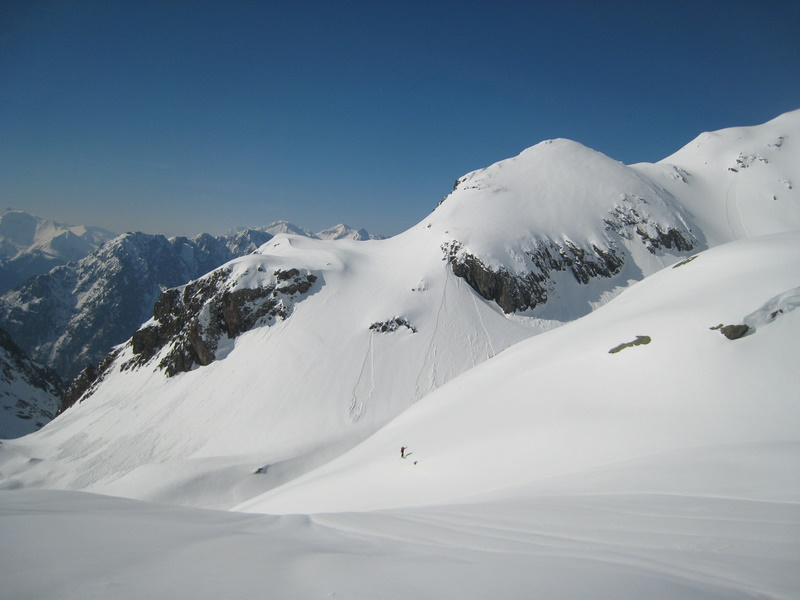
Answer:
[240,231,800,514]
[1,111,799,599]
[1,231,798,599]
[639,109,800,244]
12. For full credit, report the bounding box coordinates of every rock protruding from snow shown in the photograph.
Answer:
[125,266,318,376]
[369,317,417,333]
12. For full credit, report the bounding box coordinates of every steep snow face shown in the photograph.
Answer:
[635,108,800,245]
[0,210,116,293]
[0,329,63,439]
[240,231,800,514]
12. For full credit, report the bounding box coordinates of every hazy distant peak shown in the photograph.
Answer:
[257,221,317,238]
[0,210,117,293]
[315,224,382,241]
[252,220,385,241]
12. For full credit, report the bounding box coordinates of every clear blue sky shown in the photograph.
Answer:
[2,1,798,238]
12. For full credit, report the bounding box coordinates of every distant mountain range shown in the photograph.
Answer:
[0,221,383,380]
[0,209,116,294]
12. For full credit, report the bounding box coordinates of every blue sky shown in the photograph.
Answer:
[2,1,798,238]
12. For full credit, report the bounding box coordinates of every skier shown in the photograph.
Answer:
[400,446,406,459]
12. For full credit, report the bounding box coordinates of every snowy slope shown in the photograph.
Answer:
[240,232,800,513]
[1,110,798,513]
[0,111,799,600]
[3,232,535,506]
[634,109,800,245]
[1,233,797,600]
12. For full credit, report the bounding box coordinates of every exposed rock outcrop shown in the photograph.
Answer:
[370,317,417,333]
[123,268,318,377]
[443,198,695,314]
[719,324,750,340]
[444,238,627,314]
[609,335,652,354]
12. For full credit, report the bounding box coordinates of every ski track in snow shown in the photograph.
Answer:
[724,173,749,240]
[349,332,374,422]
[413,265,451,402]
[469,284,496,359]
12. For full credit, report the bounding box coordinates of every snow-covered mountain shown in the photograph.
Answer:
[0,210,116,293]
[256,220,317,238]
[3,110,797,510]
[0,229,273,381]
[0,328,63,439]
[258,220,385,240]
[315,223,385,240]
[1,110,798,599]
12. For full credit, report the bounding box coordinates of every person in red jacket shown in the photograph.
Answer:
[400,446,406,458]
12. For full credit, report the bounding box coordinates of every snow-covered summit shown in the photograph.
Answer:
[255,220,385,241]
[256,220,317,238]
[316,223,383,241]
